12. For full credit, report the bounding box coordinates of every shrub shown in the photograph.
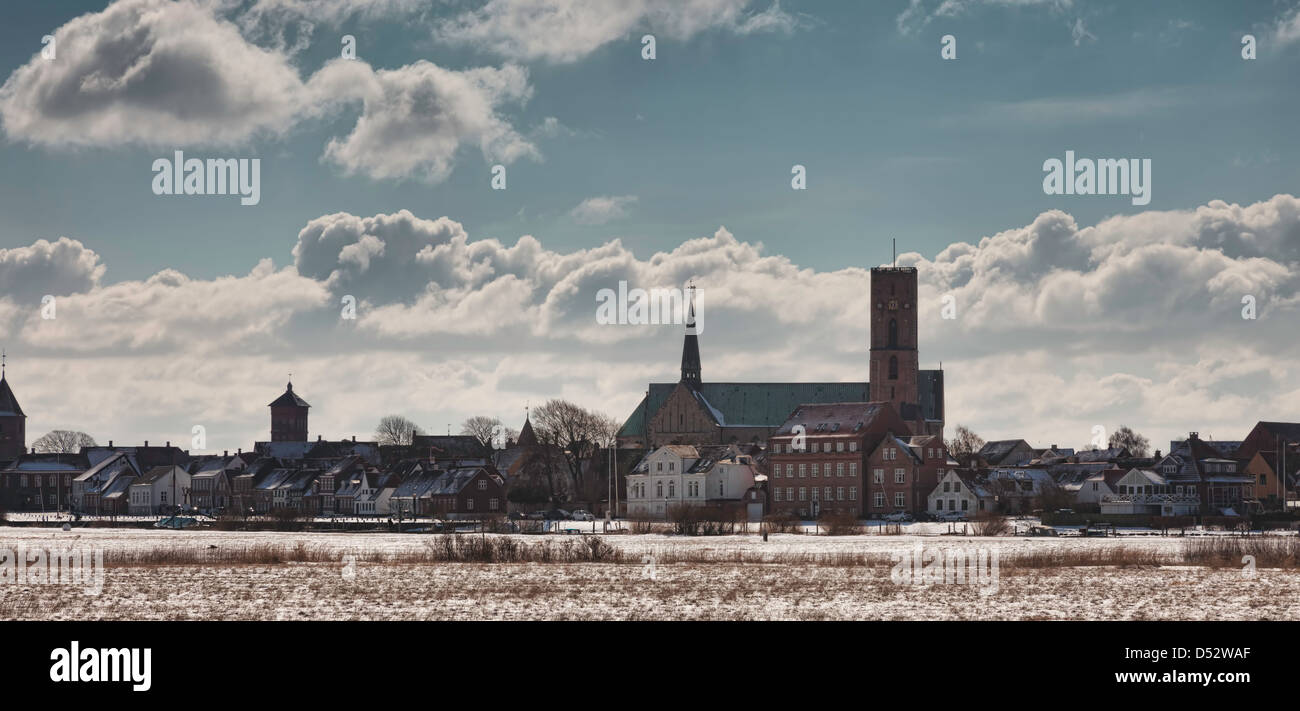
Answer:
[819,512,863,536]
[969,511,1010,536]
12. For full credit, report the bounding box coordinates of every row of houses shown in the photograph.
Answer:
[0,435,508,519]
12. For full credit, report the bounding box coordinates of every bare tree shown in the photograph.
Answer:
[460,416,503,450]
[374,415,423,446]
[1108,424,1150,458]
[532,399,617,497]
[945,425,984,461]
[501,427,520,448]
[32,430,97,454]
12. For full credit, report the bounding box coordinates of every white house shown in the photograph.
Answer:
[1074,469,1124,507]
[927,470,994,517]
[127,465,191,515]
[626,444,758,519]
[1100,468,1199,516]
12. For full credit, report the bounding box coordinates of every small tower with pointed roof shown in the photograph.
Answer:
[269,379,310,442]
[0,349,26,459]
[516,410,539,448]
[680,283,702,390]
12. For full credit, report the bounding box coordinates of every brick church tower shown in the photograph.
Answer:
[869,266,921,423]
[269,380,310,442]
[0,352,26,460]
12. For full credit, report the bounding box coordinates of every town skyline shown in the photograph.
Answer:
[0,0,1297,452]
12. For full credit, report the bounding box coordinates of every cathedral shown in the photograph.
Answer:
[616,266,944,448]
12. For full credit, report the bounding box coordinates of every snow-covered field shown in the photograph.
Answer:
[2,527,1297,620]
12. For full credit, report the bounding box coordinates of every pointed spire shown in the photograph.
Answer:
[680,282,701,390]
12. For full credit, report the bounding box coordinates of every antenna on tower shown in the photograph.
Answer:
[1,348,5,378]
[893,238,897,268]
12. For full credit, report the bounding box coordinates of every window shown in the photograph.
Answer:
[811,463,820,477]
[824,486,832,501]
[943,482,951,493]
[787,488,794,501]
[1092,482,1098,491]
[798,464,806,478]
[774,488,783,502]
[774,444,782,454]
[798,487,807,501]
[786,464,794,477]
[477,480,487,490]
[873,468,883,483]
[668,462,675,471]
[848,487,857,501]
[668,482,675,497]
[657,462,663,471]
[489,498,499,511]
[836,442,844,452]
[888,318,898,347]
[888,355,898,380]
[849,463,857,477]
[719,481,724,497]
[656,482,663,497]
[873,492,884,508]
[836,487,844,501]
[836,462,845,477]
[895,469,905,484]
[811,487,819,501]
[160,491,167,504]
[466,497,475,509]
[849,442,857,452]
[961,499,969,511]
[894,493,905,508]
[824,442,833,453]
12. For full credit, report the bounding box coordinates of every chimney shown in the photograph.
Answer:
[144,440,149,447]
[166,441,170,448]
[352,435,356,443]
[31,447,35,454]
[318,435,323,441]
[1154,449,1162,459]
[224,450,229,457]
[109,440,113,447]
[1189,431,1199,442]
[1050,444,1057,450]
[238,447,242,454]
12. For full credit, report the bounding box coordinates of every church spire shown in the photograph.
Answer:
[680,283,701,390]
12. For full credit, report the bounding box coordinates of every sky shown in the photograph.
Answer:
[0,0,1298,454]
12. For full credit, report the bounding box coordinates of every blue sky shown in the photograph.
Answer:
[2,0,1295,281]
[0,0,1298,451]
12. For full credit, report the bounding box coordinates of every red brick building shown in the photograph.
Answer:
[767,401,915,518]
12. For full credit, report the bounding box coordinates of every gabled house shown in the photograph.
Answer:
[625,443,759,518]
[1154,432,1254,515]
[72,453,142,515]
[1099,468,1199,516]
[127,465,191,515]
[977,439,1036,467]
[1074,468,1126,509]
[425,466,506,518]
[927,470,995,517]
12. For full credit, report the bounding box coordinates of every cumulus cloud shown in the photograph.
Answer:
[0,0,306,148]
[5,195,1300,451]
[0,238,105,302]
[569,195,638,225]
[315,60,537,181]
[0,0,537,182]
[435,0,808,63]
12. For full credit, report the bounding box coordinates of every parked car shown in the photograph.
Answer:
[883,511,913,523]
[525,510,547,520]
[570,509,595,521]
[550,509,573,520]
[936,510,968,522]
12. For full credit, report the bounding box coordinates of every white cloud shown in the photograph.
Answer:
[1070,17,1097,46]
[0,0,306,148]
[0,0,537,182]
[435,0,807,63]
[569,195,638,225]
[1273,6,1300,47]
[4,195,1300,452]
[315,60,537,182]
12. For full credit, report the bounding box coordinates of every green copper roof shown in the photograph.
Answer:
[618,371,943,438]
